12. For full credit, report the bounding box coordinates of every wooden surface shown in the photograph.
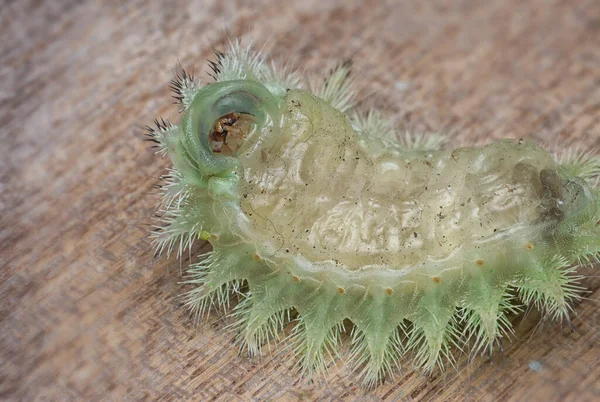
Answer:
[2,0,599,400]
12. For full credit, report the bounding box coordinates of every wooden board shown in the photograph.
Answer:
[1,0,599,400]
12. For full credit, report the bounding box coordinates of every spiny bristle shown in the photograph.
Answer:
[407,305,461,374]
[144,118,174,156]
[212,39,266,82]
[152,221,199,258]
[207,49,225,80]
[347,324,405,388]
[461,285,521,358]
[351,110,396,142]
[183,280,243,322]
[157,168,188,211]
[289,291,346,379]
[291,319,345,380]
[311,59,356,113]
[229,278,294,356]
[170,64,199,108]
[516,255,585,322]
[262,59,303,91]
[150,167,206,259]
[182,251,245,321]
[576,250,600,267]
[151,193,197,258]
[400,130,446,151]
[351,110,446,151]
[206,39,303,98]
[556,146,600,182]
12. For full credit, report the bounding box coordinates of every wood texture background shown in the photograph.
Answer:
[1,0,599,400]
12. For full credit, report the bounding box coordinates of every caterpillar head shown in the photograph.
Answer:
[167,80,282,176]
[158,69,363,251]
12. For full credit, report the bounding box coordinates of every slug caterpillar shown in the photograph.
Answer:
[148,41,600,387]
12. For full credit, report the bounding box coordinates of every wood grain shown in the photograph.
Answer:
[1,0,599,400]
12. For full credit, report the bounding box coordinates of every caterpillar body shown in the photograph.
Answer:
[148,42,600,387]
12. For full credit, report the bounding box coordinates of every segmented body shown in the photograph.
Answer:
[149,41,600,386]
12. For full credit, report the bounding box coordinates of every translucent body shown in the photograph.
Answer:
[240,91,559,273]
[151,43,600,386]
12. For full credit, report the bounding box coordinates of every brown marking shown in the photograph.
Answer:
[385,288,393,296]
[208,112,252,154]
[475,259,485,266]
[292,275,300,282]
[433,276,441,284]
[525,242,534,250]
[337,287,345,294]
[253,254,261,261]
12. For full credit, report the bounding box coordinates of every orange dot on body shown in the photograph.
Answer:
[433,276,441,284]
[385,288,393,296]
[337,287,345,294]
[475,259,485,266]
[292,275,300,282]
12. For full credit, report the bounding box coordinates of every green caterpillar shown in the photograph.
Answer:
[148,41,600,387]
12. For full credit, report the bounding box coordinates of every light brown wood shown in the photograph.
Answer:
[2,0,599,400]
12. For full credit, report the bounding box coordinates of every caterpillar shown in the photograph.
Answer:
[148,40,600,387]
